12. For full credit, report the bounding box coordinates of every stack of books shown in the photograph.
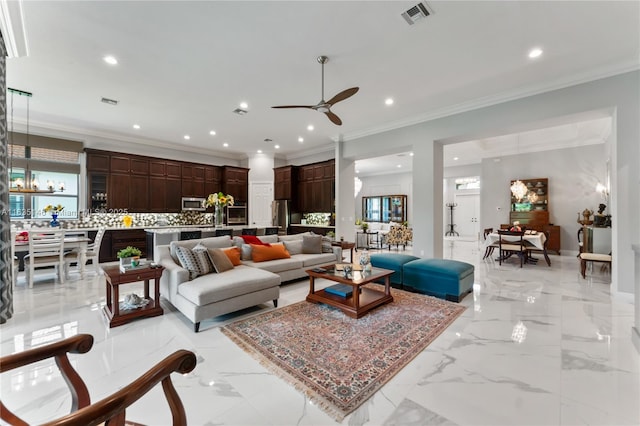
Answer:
[324,284,354,298]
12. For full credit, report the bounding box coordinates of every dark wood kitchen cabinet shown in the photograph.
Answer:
[295,160,334,213]
[222,166,249,203]
[274,166,295,200]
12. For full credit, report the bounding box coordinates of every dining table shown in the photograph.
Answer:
[13,231,92,277]
[484,231,551,266]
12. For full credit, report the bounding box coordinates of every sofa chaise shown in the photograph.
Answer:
[155,233,341,332]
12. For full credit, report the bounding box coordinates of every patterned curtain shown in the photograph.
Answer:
[0,31,13,323]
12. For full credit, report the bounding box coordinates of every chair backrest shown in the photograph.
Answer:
[577,227,583,243]
[28,229,65,259]
[88,228,106,252]
[497,229,525,250]
[483,228,493,239]
[241,228,257,236]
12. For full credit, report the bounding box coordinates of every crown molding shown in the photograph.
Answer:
[0,0,28,58]
[340,62,640,142]
[282,141,335,161]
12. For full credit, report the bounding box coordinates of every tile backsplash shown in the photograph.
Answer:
[12,212,213,230]
[303,213,331,226]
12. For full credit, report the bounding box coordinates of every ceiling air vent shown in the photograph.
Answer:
[401,1,433,25]
[101,97,118,105]
[233,108,248,115]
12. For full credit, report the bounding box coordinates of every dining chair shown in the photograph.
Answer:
[64,228,105,278]
[577,227,584,258]
[24,229,66,288]
[497,229,526,267]
[10,233,19,286]
[482,227,497,259]
[525,230,552,266]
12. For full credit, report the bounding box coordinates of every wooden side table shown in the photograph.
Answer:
[331,240,356,263]
[101,264,164,328]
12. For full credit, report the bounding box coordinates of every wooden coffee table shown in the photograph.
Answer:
[306,264,394,318]
[101,264,164,328]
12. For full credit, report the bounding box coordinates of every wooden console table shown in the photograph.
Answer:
[101,264,164,328]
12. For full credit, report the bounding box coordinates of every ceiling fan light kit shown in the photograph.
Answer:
[272,55,359,126]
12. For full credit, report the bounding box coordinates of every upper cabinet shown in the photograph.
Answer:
[85,149,241,213]
[362,195,407,223]
[222,166,249,203]
[294,159,335,213]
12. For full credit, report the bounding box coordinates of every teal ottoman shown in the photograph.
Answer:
[402,258,474,302]
[370,253,419,288]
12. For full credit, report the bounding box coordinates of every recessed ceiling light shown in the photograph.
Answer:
[397,164,402,168]
[355,170,360,174]
[240,102,248,109]
[453,157,459,161]
[274,145,280,149]
[103,55,118,65]
[184,135,190,140]
[298,137,304,143]
[209,130,216,136]
[307,125,314,131]
[528,47,543,59]
[132,124,140,129]
[223,142,229,147]
[409,152,414,156]
[385,98,394,106]
[257,149,262,154]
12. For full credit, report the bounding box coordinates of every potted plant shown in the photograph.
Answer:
[117,246,142,271]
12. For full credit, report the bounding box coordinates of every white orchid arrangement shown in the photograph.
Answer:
[204,192,235,207]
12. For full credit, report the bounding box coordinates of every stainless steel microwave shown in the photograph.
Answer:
[181,197,206,211]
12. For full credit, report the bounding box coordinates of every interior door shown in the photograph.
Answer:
[249,182,273,226]
[453,193,480,239]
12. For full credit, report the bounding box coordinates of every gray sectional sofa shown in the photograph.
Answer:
[155,233,341,332]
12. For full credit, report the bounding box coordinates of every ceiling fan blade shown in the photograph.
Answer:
[325,111,342,125]
[271,105,315,109]
[327,87,359,106]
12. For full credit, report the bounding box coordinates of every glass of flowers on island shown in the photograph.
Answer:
[43,204,64,227]
[204,192,234,228]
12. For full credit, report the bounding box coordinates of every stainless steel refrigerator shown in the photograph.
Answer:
[272,200,290,234]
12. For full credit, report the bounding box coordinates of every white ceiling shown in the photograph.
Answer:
[5,1,639,163]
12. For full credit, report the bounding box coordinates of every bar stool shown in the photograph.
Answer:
[264,227,279,235]
[241,228,257,236]
[215,229,233,237]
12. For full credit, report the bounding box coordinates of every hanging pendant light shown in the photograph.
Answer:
[510,180,528,202]
[8,88,64,194]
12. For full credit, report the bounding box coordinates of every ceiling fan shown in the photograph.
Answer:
[271,56,359,126]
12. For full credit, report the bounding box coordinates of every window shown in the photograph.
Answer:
[9,144,81,220]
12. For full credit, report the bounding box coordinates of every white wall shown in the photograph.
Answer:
[339,71,639,298]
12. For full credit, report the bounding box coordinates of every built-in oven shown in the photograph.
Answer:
[181,197,206,211]
[226,205,247,225]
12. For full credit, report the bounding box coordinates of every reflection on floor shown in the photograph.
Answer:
[1,239,637,425]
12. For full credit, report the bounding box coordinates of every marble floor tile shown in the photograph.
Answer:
[1,240,637,425]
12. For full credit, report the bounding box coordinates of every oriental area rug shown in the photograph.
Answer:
[221,286,466,421]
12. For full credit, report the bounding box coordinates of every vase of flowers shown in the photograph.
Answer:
[204,192,234,228]
[44,204,64,227]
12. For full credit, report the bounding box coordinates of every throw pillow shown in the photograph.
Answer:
[302,234,322,254]
[207,248,234,273]
[250,243,291,262]
[241,235,270,246]
[175,245,213,280]
[321,236,334,253]
[283,239,303,255]
[222,246,242,266]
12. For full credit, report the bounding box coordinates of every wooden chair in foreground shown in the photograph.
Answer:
[0,334,196,426]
